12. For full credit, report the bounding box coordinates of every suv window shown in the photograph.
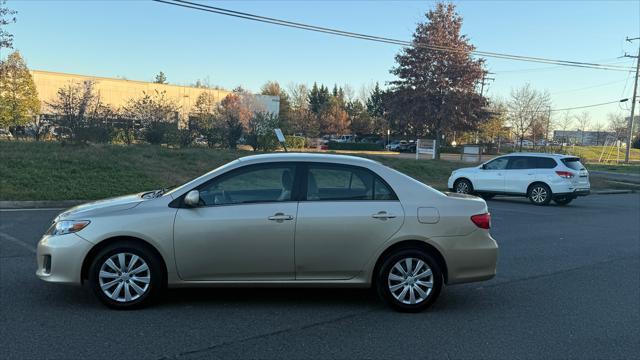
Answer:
[535,157,557,169]
[508,156,533,170]
[306,164,397,201]
[485,157,509,170]
[561,157,585,170]
[198,164,296,206]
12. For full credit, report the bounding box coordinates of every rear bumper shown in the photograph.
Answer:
[555,188,590,198]
[437,230,498,285]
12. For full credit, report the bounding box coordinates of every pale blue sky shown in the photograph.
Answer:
[4,0,640,126]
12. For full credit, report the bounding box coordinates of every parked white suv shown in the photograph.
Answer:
[447,153,590,206]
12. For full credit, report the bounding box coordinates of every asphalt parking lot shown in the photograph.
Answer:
[1,194,639,360]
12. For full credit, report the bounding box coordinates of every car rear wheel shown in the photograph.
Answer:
[89,241,163,309]
[376,249,443,312]
[528,183,552,206]
[454,179,473,194]
[554,196,574,206]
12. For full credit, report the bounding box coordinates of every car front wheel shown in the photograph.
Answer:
[528,183,552,206]
[454,179,473,194]
[89,241,163,309]
[376,249,443,312]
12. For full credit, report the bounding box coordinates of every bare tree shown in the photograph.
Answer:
[574,111,591,145]
[608,112,628,141]
[557,111,573,149]
[507,83,551,151]
[593,121,604,145]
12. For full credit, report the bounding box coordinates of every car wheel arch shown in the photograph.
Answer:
[527,181,551,196]
[81,236,168,285]
[371,239,448,286]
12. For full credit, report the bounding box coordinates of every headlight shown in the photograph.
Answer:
[50,220,91,236]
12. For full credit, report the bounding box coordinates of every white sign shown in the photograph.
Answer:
[461,145,482,163]
[416,139,436,160]
[274,128,285,143]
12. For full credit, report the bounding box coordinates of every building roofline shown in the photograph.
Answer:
[30,69,231,92]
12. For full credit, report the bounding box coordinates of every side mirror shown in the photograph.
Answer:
[184,190,200,207]
[481,164,487,170]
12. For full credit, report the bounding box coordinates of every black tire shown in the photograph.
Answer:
[528,183,552,206]
[89,241,164,309]
[454,179,473,194]
[554,196,574,206]
[376,248,444,312]
[480,193,495,200]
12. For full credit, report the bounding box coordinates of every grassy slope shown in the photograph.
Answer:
[1,141,637,200]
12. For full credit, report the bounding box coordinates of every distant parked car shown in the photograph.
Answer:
[387,140,408,152]
[335,135,356,143]
[448,153,590,206]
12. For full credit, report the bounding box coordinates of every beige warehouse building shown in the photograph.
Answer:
[30,70,280,124]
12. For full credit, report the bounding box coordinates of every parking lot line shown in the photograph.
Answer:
[0,231,36,253]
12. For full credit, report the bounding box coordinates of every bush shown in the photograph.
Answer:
[165,128,194,148]
[285,135,305,149]
[327,142,384,151]
[75,126,111,143]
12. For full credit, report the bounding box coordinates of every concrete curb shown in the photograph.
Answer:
[0,200,86,209]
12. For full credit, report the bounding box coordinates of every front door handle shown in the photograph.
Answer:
[268,213,294,222]
[372,211,396,220]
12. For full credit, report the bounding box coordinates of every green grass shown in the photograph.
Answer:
[585,163,640,175]
[556,145,640,162]
[0,141,636,201]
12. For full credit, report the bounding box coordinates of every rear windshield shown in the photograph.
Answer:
[561,157,584,170]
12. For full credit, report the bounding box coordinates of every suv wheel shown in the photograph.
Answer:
[89,241,163,309]
[528,183,552,206]
[554,196,574,206]
[454,179,473,194]
[376,249,443,312]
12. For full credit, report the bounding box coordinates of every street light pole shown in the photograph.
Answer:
[624,37,640,163]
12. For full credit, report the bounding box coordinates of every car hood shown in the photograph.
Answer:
[452,166,479,173]
[55,193,145,221]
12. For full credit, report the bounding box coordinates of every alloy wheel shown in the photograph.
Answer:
[98,252,151,303]
[531,186,548,203]
[456,181,470,194]
[387,257,433,305]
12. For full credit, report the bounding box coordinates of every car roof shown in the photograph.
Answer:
[501,152,576,159]
[237,152,381,166]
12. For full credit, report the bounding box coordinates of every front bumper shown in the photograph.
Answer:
[36,233,93,285]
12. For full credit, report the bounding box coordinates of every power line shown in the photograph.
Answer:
[154,0,634,72]
[550,100,628,112]
[550,79,629,96]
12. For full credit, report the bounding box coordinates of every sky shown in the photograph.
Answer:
[3,0,640,127]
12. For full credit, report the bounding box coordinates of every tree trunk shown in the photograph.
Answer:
[434,128,441,160]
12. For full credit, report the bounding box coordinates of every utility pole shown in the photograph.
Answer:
[623,37,640,163]
[480,72,495,97]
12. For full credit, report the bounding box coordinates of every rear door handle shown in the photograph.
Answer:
[372,211,396,220]
[268,213,294,221]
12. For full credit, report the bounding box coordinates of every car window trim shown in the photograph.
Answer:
[299,162,399,202]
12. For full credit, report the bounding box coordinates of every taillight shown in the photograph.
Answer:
[471,213,491,229]
[556,171,574,178]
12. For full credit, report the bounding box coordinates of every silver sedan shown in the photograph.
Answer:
[36,153,498,312]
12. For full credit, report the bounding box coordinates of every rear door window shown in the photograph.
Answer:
[306,164,397,201]
[561,157,585,170]
[508,157,532,170]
